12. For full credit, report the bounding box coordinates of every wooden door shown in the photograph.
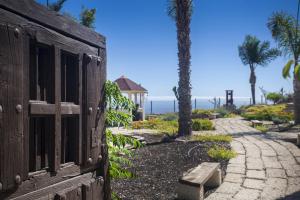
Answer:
[0,24,25,190]
[82,54,102,166]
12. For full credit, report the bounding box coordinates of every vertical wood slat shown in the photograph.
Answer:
[50,46,61,172]
[82,54,101,165]
[0,24,9,190]
[22,31,30,180]
[76,54,83,165]
[0,25,25,190]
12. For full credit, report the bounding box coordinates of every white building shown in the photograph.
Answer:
[114,76,148,120]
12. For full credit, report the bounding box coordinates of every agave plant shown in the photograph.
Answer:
[268,12,300,124]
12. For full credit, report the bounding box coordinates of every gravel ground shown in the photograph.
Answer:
[112,140,230,200]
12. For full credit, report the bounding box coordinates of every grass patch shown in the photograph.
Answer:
[192,119,214,131]
[241,104,293,122]
[131,119,178,135]
[208,146,237,160]
[192,134,232,142]
[255,125,268,133]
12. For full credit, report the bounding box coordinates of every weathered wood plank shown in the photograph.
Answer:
[0,0,105,48]
[179,162,220,187]
[60,103,80,115]
[29,101,56,115]
[50,46,61,172]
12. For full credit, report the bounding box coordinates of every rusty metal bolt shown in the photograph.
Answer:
[98,155,102,162]
[87,157,93,164]
[88,107,93,115]
[14,28,20,38]
[15,175,21,185]
[0,182,2,191]
[16,104,22,113]
[0,105,3,113]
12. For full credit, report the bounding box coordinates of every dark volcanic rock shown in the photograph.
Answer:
[112,140,229,200]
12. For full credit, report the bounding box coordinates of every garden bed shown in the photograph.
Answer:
[112,140,230,200]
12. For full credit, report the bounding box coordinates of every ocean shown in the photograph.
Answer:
[144,98,253,114]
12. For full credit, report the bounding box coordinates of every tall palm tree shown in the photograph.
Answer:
[268,12,300,124]
[168,0,193,136]
[238,35,280,105]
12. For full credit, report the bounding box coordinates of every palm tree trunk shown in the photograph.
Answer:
[294,62,300,124]
[249,65,256,105]
[176,0,192,136]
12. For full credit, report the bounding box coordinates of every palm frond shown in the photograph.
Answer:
[48,0,67,12]
[167,0,193,20]
[282,60,294,79]
[268,12,300,57]
[295,64,300,80]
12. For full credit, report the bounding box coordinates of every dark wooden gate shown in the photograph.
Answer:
[0,0,109,199]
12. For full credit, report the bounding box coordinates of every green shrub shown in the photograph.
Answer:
[214,107,230,118]
[157,113,178,121]
[192,134,232,142]
[208,146,237,160]
[192,119,214,131]
[241,104,293,122]
[255,125,268,133]
[266,92,284,104]
[131,118,178,135]
[192,109,213,119]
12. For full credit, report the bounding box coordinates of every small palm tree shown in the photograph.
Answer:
[238,35,280,105]
[168,0,193,136]
[268,12,300,124]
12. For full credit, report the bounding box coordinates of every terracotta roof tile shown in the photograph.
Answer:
[114,76,147,92]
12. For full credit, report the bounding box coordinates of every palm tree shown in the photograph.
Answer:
[238,35,280,105]
[168,0,193,136]
[268,12,300,124]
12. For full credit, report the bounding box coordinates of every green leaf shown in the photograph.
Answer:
[295,64,300,81]
[282,60,294,79]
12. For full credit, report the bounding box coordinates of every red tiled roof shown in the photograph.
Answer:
[114,76,147,92]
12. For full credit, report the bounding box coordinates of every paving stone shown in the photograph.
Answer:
[246,170,265,180]
[246,161,264,170]
[261,186,286,200]
[224,173,244,183]
[262,156,282,169]
[233,188,260,200]
[226,166,245,174]
[243,178,265,190]
[229,155,245,165]
[205,192,233,200]
[280,161,299,170]
[261,149,277,157]
[265,178,287,189]
[266,168,286,178]
[215,182,241,195]
[286,169,300,177]
[296,157,300,164]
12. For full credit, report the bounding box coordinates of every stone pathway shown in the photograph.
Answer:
[205,118,300,200]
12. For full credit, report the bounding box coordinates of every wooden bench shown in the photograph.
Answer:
[251,120,263,127]
[177,162,221,200]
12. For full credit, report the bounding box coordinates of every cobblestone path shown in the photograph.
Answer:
[206,118,300,200]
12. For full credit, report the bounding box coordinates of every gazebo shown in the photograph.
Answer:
[115,76,148,120]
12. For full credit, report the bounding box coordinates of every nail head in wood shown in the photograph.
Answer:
[0,182,2,191]
[88,107,93,115]
[14,27,20,38]
[16,104,22,113]
[15,175,21,185]
[99,177,104,185]
[98,155,102,162]
[0,105,2,113]
[88,157,93,164]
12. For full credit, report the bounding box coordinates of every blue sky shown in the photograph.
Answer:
[38,0,297,99]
